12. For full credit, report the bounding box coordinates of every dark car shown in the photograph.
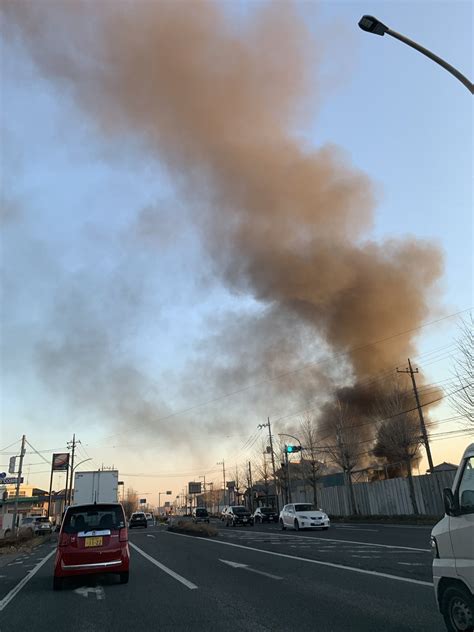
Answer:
[54,502,129,590]
[225,506,253,527]
[192,507,210,523]
[129,512,147,529]
[252,506,278,524]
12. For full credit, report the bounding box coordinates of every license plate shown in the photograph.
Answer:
[85,537,103,547]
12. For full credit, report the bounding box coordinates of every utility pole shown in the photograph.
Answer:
[397,359,434,472]
[67,434,80,505]
[258,418,279,513]
[217,460,226,506]
[12,434,26,535]
[248,461,253,512]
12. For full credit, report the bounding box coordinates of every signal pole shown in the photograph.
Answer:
[12,434,26,535]
[217,460,226,506]
[67,434,81,504]
[397,359,434,472]
[248,461,253,512]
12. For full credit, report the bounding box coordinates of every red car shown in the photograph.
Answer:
[54,502,130,590]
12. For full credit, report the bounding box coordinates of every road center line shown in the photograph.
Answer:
[166,532,433,588]
[0,549,56,612]
[129,542,198,590]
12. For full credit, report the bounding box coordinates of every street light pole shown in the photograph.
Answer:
[278,433,303,506]
[358,15,473,94]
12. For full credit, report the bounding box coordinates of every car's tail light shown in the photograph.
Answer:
[59,533,70,547]
[119,527,128,542]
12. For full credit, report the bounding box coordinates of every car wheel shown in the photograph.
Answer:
[280,519,286,531]
[441,584,474,632]
[294,519,300,531]
[119,571,129,584]
[53,577,63,591]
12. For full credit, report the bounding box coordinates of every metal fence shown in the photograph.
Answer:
[293,470,456,517]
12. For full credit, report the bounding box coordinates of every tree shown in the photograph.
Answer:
[320,399,360,515]
[450,314,474,426]
[122,487,138,518]
[300,413,324,507]
[372,383,422,515]
[253,441,272,504]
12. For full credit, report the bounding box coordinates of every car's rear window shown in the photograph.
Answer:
[132,513,145,519]
[63,505,125,533]
[35,517,50,523]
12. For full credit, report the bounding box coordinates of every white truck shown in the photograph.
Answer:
[73,470,119,505]
[431,443,474,632]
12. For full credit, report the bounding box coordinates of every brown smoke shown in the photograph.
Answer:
[5,3,443,436]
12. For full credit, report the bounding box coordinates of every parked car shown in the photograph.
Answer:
[192,507,210,523]
[279,504,330,531]
[53,502,129,590]
[431,443,474,632]
[21,516,53,535]
[145,512,154,526]
[129,512,147,529]
[225,506,253,527]
[252,506,278,524]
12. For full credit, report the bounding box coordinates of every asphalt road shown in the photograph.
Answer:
[0,521,444,632]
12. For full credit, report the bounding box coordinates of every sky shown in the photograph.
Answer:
[1,1,472,506]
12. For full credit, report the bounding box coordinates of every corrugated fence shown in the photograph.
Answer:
[296,471,457,516]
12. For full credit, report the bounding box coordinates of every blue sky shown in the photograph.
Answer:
[1,1,472,499]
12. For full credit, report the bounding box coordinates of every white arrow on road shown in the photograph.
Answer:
[219,559,282,580]
[74,586,105,600]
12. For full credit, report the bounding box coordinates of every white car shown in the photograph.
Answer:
[279,503,330,531]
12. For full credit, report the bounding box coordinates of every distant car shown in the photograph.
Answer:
[129,512,147,529]
[21,516,53,535]
[279,504,330,531]
[225,506,253,527]
[252,507,278,524]
[192,507,210,523]
[145,513,154,525]
[53,502,129,590]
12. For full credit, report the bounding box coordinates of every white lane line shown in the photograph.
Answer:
[219,559,282,580]
[129,542,198,590]
[146,534,156,539]
[0,550,55,612]
[278,534,429,552]
[7,562,24,566]
[336,527,378,532]
[167,532,433,587]
[398,562,425,566]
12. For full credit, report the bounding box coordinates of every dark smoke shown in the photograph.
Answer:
[3,2,443,443]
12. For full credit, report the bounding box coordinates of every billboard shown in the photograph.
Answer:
[188,482,201,495]
[52,453,70,471]
[139,498,146,504]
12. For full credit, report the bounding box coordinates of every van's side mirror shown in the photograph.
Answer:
[443,488,459,516]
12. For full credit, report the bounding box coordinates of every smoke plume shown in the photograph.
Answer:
[4,2,443,442]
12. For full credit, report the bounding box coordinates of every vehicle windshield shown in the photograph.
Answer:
[63,505,125,533]
[232,507,247,514]
[260,508,273,514]
[295,505,316,513]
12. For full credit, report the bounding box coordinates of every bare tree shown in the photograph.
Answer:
[321,399,361,515]
[300,413,324,507]
[253,441,272,505]
[372,384,422,515]
[122,487,138,518]
[450,314,474,426]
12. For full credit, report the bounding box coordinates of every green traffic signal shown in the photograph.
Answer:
[286,445,301,453]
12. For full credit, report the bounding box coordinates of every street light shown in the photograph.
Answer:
[358,15,473,93]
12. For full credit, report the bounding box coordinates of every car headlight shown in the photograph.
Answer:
[430,536,439,559]
[300,515,308,519]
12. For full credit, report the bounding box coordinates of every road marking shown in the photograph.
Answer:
[146,534,156,539]
[351,555,381,559]
[219,559,282,580]
[398,562,425,566]
[129,542,198,590]
[336,527,379,532]
[74,586,105,600]
[0,550,55,612]
[7,562,24,566]
[167,532,433,587]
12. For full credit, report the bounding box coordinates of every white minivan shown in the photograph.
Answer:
[431,443,474,632]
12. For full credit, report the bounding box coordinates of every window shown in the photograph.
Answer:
[458,456,474,513]
[64,504,125,533]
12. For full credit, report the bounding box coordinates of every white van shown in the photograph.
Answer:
[431,443,474,632]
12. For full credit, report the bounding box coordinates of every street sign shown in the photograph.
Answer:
[188,482,201,495]
[139,498,146,504]
[166,490,172,494]
[1,477,24,485]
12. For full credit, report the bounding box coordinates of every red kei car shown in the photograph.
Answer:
[54,502,130,590]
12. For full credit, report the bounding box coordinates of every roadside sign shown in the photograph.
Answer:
[1,477,23,485]
[52,453,70,471]
[139,498,146,504]
[166,490,172,494]
[188,482,201,495]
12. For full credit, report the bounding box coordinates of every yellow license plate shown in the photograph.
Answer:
[85,537,103,547]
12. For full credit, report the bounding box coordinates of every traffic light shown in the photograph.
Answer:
[286,445,302,454]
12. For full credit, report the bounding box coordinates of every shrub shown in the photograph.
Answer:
[167,518,217,537]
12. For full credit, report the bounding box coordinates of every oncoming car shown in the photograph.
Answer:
[279,504,330,531]
[53,503,129,590]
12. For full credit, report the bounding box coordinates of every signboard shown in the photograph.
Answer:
[164,501,170,507]
[52,453,70,471]
[8,457,16,474]
[188,482,201,495]
[0,477,24,485]
[139,498,146,504]
[166,491,172,495]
